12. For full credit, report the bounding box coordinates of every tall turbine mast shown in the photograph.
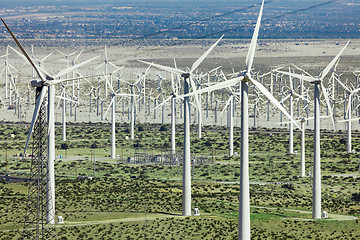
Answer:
[278,41,349,219]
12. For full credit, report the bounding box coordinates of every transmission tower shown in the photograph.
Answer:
[23,87,57,239]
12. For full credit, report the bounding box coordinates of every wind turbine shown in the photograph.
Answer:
[277,41,349,219]
[218,71,239,157]
[279,67,310,154]
[103,76,135,159]
[69,50,84,118]
[281,115,329,178]
[94,45,123,97]
[153,72,182,162]
[118,76,144,140]
[139,35,223,216]
[335,77,360,153]
[178,2,299,238]
[1,18,99,235]
[0,46,9,99]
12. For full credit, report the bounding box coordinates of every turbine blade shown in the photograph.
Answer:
[289,67,294,91]
[57,50,65,56]
[74,49,84,63]
[1,18,46,82]
[291,63,313,77]
[250,76,301,129]
[94,62,105,72]
[7,63,19,73]
[189,76,202,118]
[321,41,349,80]
[352,88,360,94]
[8,45,47,81]
[41,52,53,63]
[277,70,316,82]
[103,97,114,119]
[105,74,115,94]
[24,87,47,155]
[337,117,360,123]
[292,91,312,104]
[220,96,232,116]
[154,95,172,110]
[138,60,186,75]
[55,95,78,103]
[171,74,175,94]
[182,76,244,98]
[109,62,124,74]
[54,56,100,79]
[115,93,136,97]
[245,0,264,72]
[190,35,223,73]
[49,74,101,85]
[320,82,335,129]
[279,94,291,104]
[335,77,350,93]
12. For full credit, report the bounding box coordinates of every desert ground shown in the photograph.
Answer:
[1,39,360,239]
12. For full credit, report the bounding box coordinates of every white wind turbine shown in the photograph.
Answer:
[94,45,122,97]
[178,1,299,238]
[58,49,78,80]
[335,78,360,154]
[221,92,236,156]
[1,18,99,225]
[353,72,360,117]
[0,46,10,99]
[69,50,85,118]
[277,41,349,219]
[57,49,77,140]
[153,72,183,161]
[118,77,143,140]
[139,35,223,216]
[195,66,222,119]
[1,51,19,104]
[103,76,135,159]
[252,87,264,128]
[281,115,329,178]
[218,71,239,157]
[279,67,310,154]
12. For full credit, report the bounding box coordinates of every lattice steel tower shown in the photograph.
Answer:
[23,87,56,239]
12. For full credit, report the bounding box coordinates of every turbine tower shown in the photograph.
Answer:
[335,78,360,154]
[103,75,134,158]
[278,41,349,219]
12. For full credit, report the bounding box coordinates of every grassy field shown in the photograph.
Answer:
[1,123,360,239]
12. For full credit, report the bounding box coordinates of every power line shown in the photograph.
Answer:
[197,0,339,38]
[130,1,272,41]
[113,0,339,59]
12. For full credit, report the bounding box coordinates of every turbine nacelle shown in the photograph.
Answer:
[310,79,321,85]
[181,73,190,79]
[30,79,45,88]
[241,71,251,82]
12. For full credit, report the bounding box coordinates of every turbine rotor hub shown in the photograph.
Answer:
[242,72,251,82]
